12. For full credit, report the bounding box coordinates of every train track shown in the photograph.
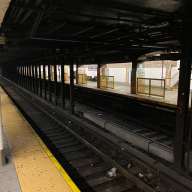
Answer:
[1,78,160,191]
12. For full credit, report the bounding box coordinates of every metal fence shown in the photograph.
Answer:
[100,76,114,89]
[137,78,165,97]
[78,74,87,84]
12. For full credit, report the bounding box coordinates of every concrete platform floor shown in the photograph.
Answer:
[0,87,80,192]
[80,81,179,105]
[65,80,179,105]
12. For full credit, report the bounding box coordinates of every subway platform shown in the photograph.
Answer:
[0,87,80,192]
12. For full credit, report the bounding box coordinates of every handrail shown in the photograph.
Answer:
[137,77,165,98]
[77,74,87,84]
[100,75,114,89]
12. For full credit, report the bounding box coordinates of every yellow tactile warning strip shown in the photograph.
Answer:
[0,87,81,192]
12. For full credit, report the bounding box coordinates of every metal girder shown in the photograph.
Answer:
[174,0,192,170]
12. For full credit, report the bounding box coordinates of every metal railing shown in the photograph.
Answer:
[77,74,87,84]
[100,76,114,89]
[137,77,165,98]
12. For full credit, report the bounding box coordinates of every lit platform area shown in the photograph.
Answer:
[63,61,181,106]
[0,87,79,192]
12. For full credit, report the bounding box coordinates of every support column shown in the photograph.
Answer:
[17,65,19,85]
[22,65,25,87]
[61,62,65,108]
[35,64,38,94]
[39,64,42,97]
[22,66,25,88]
[70,61,75,114]
[76,63,79,85]
[20,65,23,87]
[23,66,26,88]
[97,63,101,88]
[48,63,52,102]
[27,65,30,90]
[25,65,28,89]
[32,65,35,93]
[29,65,33,91]
[131,57,138,94]
[174,47,192,169]
[43,63,47,100]
[174,10,192,169]
[54,63,57,105]
[25,65,27,89]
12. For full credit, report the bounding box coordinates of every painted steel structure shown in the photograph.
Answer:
[0,0,192,191]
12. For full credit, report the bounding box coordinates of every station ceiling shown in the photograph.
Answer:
[0,0,190,64]
[0,0,10,26]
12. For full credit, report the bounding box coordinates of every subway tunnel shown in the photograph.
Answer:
[0,0,192,192]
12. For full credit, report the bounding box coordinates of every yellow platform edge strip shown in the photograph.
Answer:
[32,129,81,192]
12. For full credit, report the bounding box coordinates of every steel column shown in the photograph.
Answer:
[174,13,192,169]
[97,63,101,88]
[21,65,23,87]
[31,65,34,92]
[131,58,137,94]
[48,63,52,102]
[27,65,30,90]
[54,63,57,105]
[22,65,25,87]
[70,61,75,114]
[18,65,21,86]
[28,65,31,91]
[43,63,47,100]
[35,64,38,94]
[24,66,26,88]
[76,63,79,84]
[17,65,20,85]
[39,64,42,97]
[61,62,65,108]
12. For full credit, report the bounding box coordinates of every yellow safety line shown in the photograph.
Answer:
[1,87,80,192]
[32,130,81,192]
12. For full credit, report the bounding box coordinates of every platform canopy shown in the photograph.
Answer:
[0,0,189,63]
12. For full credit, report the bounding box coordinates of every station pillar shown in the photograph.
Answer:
[54,62,57,106]
[131,57,138,94]
[70,60,75,114]
[48,63,52,103]
[61,60,65,109]
[39,64,42,97]
[43,63,47,100]
[97,63,101,88]
[76,63,79,85]
[174,5,192,169]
